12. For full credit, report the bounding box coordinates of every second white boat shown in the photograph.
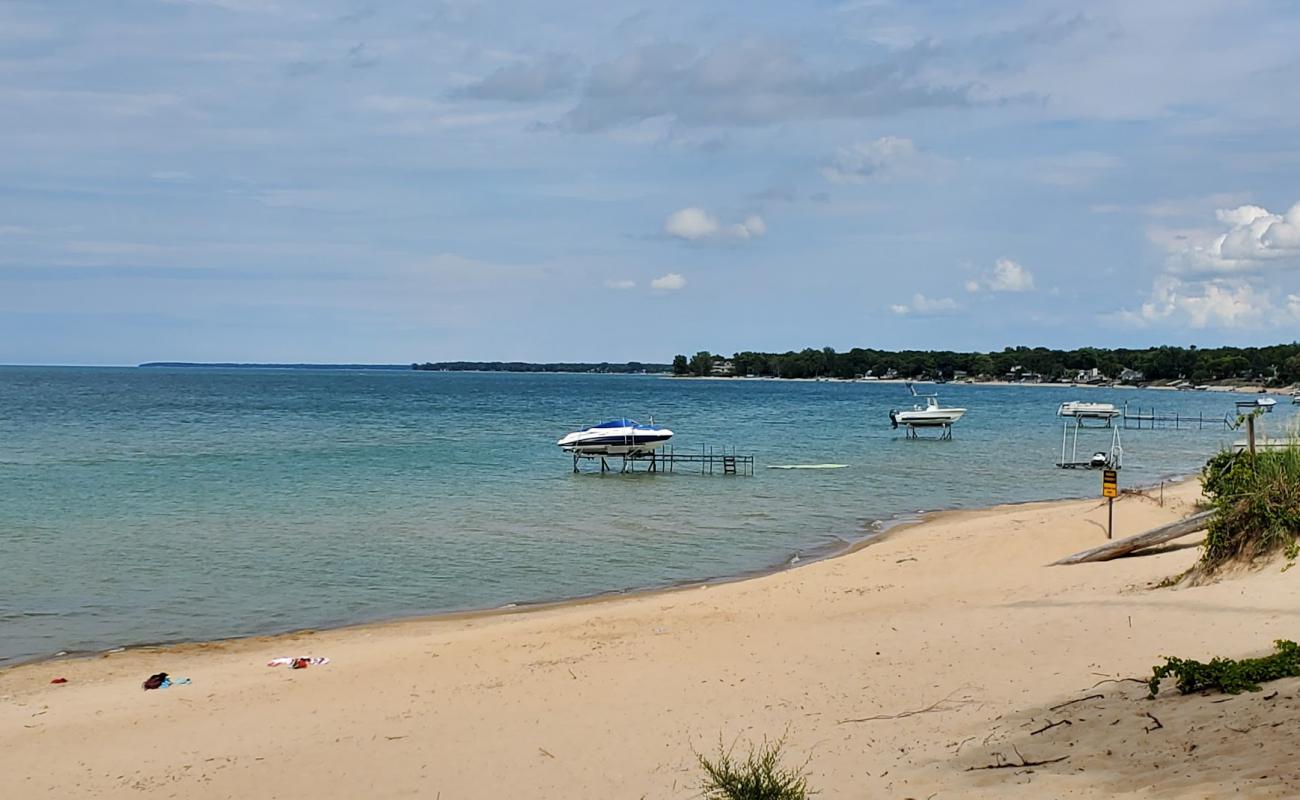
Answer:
[889,384,966,435]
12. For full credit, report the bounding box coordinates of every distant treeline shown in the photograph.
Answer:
[412,361,671,374]
[140,362,410,370]
[671,344,1300,384]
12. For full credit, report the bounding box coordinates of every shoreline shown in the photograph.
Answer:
[0,475,1195,674]
[669,374,1277,394]
[11,473,1297,798]
[0,510,926,672]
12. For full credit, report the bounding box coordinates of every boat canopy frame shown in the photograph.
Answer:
[1056,416,1123,470]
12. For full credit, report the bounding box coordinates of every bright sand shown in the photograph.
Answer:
[4,479,1298,798]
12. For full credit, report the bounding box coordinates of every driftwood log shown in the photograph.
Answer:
[1051,510,1214,565]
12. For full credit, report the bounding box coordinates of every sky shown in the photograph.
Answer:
[2,0,1300,365]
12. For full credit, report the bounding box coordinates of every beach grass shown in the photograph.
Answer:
[1201,440,1300,568]
[697,735,810,800]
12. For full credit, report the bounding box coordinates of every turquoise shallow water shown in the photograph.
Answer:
[1,367,1293,665]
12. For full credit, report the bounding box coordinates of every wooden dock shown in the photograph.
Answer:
[573,445,755,475]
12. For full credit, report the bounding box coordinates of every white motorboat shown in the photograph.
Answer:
[557,419,673,456]
[1235,397,1277,412]
[1058,401,1121,419]
[889,384,966,435]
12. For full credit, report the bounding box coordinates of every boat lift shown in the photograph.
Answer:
[889,383,964,440]
[893,418,956,440]
[1056,412,1123,470]
[571,445,754,475]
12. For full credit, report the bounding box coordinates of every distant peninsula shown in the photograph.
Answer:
[411,361,670,374]
[140,361,672,374]
[139,362,411,370]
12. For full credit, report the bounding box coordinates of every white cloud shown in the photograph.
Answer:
[967,258,1035,293]
[650,272,686,291]
[738,215,766,238]
[664,207,717,240]
[821,136,937,183]
[1124,200,1300,329]
[1132,276,1274,329]
[1152,200,1300,276]
[604,279,636,290]
[988,258,1035,292]
[890,293,960,315]
[663,207,765,242]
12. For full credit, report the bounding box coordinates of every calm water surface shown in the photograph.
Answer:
[1,367,1293,664]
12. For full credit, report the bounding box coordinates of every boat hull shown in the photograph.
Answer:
[558,434,673,456]
[557,421,674,456]
[1058,402,1120,419]
[893,410,965,427]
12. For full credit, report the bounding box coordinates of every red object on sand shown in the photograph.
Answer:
[51,677,68,684]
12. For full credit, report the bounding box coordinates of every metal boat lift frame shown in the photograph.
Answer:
[891,383,960,440]
[1056,415,1123,470]
[570,444,754,475]
[898,421,955,440]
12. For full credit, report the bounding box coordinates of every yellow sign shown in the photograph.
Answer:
[1102,468,1118,498]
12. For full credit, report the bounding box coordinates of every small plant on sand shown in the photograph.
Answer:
[1200,444,1300,569]
[1148,640,1300,697]
[696,734,811,800]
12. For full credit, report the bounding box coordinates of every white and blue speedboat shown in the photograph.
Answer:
[557,419,673,456]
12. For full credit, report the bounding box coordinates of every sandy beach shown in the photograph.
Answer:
[4,479,1298,799]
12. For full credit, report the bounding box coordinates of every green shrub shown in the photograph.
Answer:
[1200,444,1300,568]
[1148,639,1300,696]
[697,735,811,800]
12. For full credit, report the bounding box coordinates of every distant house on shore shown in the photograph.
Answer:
[1119,368,1146,384]
[1075,367,1104,384]
[710,359,736,377]
[1005,366,1043,383]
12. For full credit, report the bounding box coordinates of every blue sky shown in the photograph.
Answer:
[3,0,1300,364]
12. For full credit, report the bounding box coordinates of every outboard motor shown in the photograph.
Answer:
[889,409,899,429]
[1090,451,1108,469]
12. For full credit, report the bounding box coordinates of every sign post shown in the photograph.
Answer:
[1101,468,1118,539]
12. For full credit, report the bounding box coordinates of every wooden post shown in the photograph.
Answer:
[1247,414,1257,456]
[1107,497,1113,539]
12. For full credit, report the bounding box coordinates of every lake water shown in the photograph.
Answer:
[1,367,1292,665]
